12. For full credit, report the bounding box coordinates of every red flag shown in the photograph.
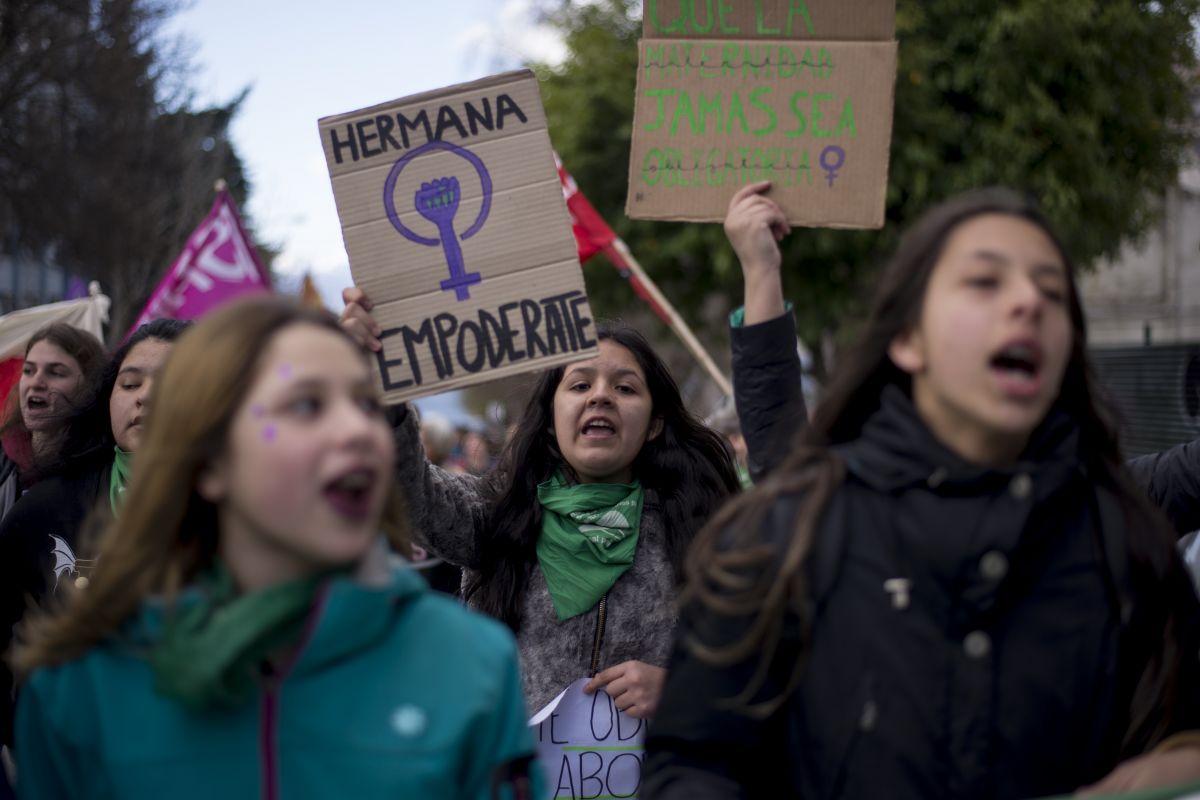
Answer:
[130,190,271,333]
[555,154,670,325]
[556,154,616,262]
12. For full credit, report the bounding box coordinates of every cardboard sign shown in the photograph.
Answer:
[530,678,646,800]
[627,1,897,228]
[643,0,895,41]
[320,70,598,403]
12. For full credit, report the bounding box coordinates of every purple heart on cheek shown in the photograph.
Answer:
[263,425,277,442]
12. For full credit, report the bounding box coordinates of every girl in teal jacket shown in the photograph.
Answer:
[12,298,538,800]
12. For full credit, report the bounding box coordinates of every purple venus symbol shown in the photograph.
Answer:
[820,145,847,188]
[383,141,493,302]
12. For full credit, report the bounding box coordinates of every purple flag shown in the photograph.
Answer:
[130,191,271,332]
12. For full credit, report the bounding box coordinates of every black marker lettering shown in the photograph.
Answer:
[456,320,487,373]
[570,293,597,349]
[376,114,402,153]
[329,124,358,164]
[433,313,458,378]
[520,299,548,358]
[495,93,528,128]
[465,98,494,135]
[356,118,381,158]
[374,328,413,390]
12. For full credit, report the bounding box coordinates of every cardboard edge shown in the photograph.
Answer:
[626,39,899,229]
[380,342,599,405]
[318,68,537,127]
[640,5,897,41]
[627,211,885,228]
[869,42,899,229]
[625,48,653,220]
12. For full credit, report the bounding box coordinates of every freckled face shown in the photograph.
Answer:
[205,324,395,582]
[20,341,86,433]
[552,340,662,485]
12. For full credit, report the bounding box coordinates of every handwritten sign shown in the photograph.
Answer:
[627,0,897,228]
[320,70,599,403]
[530,678,645,800]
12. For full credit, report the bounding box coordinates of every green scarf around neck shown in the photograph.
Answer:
[109,446,132,513]
[149,564,330,710]
[536,471,644,620]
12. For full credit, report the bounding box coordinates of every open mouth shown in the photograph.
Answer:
[323,468,376,521]
[581,418,616,438]
[24,396,48,411]
[989,342,1042,392]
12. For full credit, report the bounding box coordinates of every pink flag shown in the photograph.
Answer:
[130,191,271,332]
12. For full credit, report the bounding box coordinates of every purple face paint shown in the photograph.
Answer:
[262,424,277,442]
[278,364,293,379]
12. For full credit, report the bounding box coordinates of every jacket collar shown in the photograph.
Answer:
[836,385,1084,494]
[287,544,425,677]
[132,541,427,676]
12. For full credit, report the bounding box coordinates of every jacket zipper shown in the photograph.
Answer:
[258,587,330,800]
[260,684,280,800]
[589,592,609,677]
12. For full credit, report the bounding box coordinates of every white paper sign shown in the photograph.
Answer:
[528,677,645,800]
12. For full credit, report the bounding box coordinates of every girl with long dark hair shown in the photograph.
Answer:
[643,186,1200,798]
[341,291,741,718]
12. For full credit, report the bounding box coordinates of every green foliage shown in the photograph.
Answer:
[537,0,1199,355]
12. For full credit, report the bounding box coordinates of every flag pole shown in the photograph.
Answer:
[605,238,733,398]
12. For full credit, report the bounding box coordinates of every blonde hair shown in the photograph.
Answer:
[13,297,410,676]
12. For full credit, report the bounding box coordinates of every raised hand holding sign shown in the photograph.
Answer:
[321,70,598,404]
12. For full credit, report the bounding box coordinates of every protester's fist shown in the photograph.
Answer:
[724,181,790,280]
[340,286,383,352]
[1077,746,1200,795]
[584,660,667,720]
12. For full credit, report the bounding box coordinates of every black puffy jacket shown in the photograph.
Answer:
[644,387,1200,800]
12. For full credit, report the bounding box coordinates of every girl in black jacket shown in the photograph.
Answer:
[644,186,1200,799]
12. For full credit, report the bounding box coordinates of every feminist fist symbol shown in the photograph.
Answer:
[383,141,492,302]
[414,176,480,300]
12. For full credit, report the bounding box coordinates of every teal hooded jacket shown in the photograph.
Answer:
[16,564,539,799]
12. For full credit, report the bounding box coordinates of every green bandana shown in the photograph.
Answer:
[536,471,644,620]
[109,446,132,513]
[149,564,329,710]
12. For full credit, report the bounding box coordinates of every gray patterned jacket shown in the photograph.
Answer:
[392,408,678,714]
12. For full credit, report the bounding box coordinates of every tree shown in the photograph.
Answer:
[0,0,265,338]
[536,0,1200,372]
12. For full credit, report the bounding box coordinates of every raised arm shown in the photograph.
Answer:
[341,287,491,569]
[1126,440,1200,536]
[725,182,807,482]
